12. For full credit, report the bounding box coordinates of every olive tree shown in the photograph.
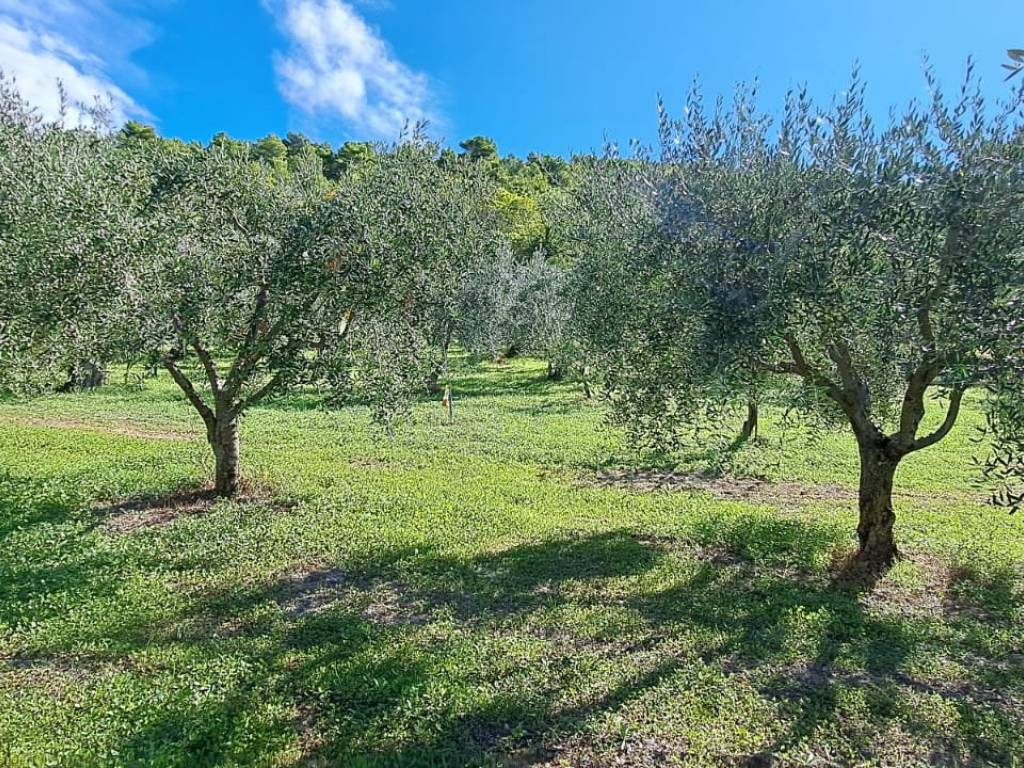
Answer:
[456,244,574,377]
[122,140,483,496]
[0,74,148,394]
[578,69,1024,569]
[408,156,500,394]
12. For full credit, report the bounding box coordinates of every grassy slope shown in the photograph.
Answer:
[0,357,1021,767]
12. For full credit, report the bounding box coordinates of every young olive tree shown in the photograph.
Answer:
[121,140,470,496]
[456,244,573,377]
[579,69,1024,569]
[409,156,501,394]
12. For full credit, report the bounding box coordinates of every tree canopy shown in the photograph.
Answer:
[575,67,1024,568]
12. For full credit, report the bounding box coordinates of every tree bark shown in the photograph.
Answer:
[740,400,759,440]
[210,411,241,497]
[855,441,899,568]
[546,360,564,381]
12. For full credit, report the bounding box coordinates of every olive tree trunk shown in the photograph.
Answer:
[855,441,899,567]
[209,410,240,497]
[60,361,107,392]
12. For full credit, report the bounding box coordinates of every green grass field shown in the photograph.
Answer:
[1,357,1022,767]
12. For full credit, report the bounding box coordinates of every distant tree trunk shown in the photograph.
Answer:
[855,440,899,568]
[426,368,442,395]
[739,400,759,440]
[427,321,452,395]
[546,360,564,381]
[209,407,240,498]
[59,361,107,392]
[582,366,593,399]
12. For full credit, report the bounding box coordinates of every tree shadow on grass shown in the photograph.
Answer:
[4,507,1022,767]
[312,524,1022,766]
[0,473,126,630]
[582,433,753,479]
[0,473,89,541]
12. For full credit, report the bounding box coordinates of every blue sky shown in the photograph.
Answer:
[0,0,1021,156]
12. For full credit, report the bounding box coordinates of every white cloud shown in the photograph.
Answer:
[0,1,149,126]
[270,0,436,139]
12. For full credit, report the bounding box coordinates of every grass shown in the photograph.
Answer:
[0,356,1022,767]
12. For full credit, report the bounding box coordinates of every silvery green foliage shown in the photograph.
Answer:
[519,249,575,373]
[129,137,484,417]
[312,141,500,394]
[456,243,571,364]
[577,65,1024,478]
[408,155,501,380]
[0,73,149,393]
[567,154,723,450]
[0,85,498,492]
[984,365,1024,509]
[456,243,525,359]
[346,315,432,434]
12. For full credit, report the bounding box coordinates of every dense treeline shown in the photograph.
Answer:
[1,65,1023,572]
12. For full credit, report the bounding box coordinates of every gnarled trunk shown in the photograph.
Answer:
[855,442,899,568]
[740,400,759,440]
[209,412,240,497]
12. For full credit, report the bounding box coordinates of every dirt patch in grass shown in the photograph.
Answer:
[273,567,432,626]
[830,548,1021,625]
[587,469,972,508]
[96,487,219,532]
[588,469,855,508]
[96,483,291,533]
[630,532,752,566]
[762,659,1019,707]
[6,415,194,441]
[1,652,136,695]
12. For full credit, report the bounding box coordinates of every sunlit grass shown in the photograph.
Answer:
[1,356,1021,766]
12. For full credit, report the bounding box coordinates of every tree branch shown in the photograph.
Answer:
[190,338,220,394]
[170,312,220,394]
[826,340,861,395]
[339,309,355,339]
[163,358,214,425]
[224,283,271,397]
[753,358,799,375]
[910,388,965,452]
[236,371,286,413]
[823,339,884,442]
[897,353,946,444]
[783,334,843,399]
[228,206,253,242]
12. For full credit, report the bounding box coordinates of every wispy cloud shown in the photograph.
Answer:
[0,0,151,126]
[269,0,437,139]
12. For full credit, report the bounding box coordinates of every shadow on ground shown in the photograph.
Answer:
[3,477,1022,767]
